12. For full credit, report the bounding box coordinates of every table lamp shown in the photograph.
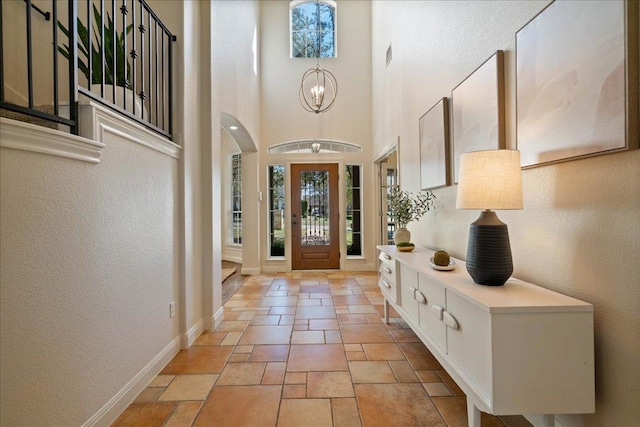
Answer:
[456,150,523,286]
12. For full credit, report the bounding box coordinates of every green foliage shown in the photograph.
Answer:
[387,185,436,228]
[57,4,133,87]
[270,238,285,257]
[395,242,415,248]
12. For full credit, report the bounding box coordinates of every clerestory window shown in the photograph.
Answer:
[290,0,337,58]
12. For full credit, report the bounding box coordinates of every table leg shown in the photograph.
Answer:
[542,415,555,427]
[466,398,481,427]
[383,298,390,324]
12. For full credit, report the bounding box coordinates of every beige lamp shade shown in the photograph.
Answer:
[456,150,523,210]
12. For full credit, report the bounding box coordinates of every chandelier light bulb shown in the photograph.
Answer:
[299,66,337,114]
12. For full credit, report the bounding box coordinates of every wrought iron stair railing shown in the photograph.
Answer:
[0,0,176,141]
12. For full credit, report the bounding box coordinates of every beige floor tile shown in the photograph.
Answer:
[161,347,232,375]
[193,385,281,427]
[295,306,336,319]
[309,319,340,330]
[431,397,505,427]
[298,298,322,306]
[262,362,287,384]
[277,399,332,427]
[250,315,282,325]
[324,330,343,343]
[284,372,307,384]
[238,311,255,321]
[158,375,217,401]
[288,344,348,372]
[398,342,443,370]
[279,315,295,325]
[348,305,377,314]
[248,344,290,362]
[282,384,307,398]
[194,332,227,346]
[498,415,534,427]
[333,295,371,306]
[355,383,445,426]
[437,370,465,396]
[349,361,396,384]
[217,320,249,332]
[238,325,293,345]
[148,375,174,387]
[217,363,266,386]
[234,345,254,354]
[362,343,405,361]
[163,401,203,427]
[346,351,367,361]
[423,382,453,396]
[389,328,421,343]
[293,324,309,331]
[269,306,296,315]
[341,324,394,344]
[291,330,325,344]
[365,314,383,324]
[266,290,289,297]
[135,387,165,402]
[228,353,250,363]
[259,296,298,307]
[338,314,368,324]
[332,398,362,427]
[220,332,243,346]
[299,285,331,293]
[112,402,177,427]
[344,344,363,352]
[389,360,420,383]
[416,370,442,383]
[307,372,355,398]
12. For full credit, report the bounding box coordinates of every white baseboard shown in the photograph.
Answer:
[213,307,225,329]
[181,319,203,349]
[241,267,261,275]
[81,336,180,427]
[222,254,242,263]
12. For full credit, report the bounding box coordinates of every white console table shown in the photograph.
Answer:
[377,245,595,427]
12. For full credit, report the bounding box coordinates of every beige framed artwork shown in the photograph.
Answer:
[419,97,450,190]
[516,0,639,168]
[451,50,505,183]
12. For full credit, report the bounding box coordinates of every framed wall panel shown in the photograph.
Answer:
[451,50,505,183]
[419,97,450,190]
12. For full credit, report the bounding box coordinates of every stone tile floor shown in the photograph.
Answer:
[113,271,531,426]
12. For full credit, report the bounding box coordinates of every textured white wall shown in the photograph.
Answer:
[0,135,179,425]
[212,0,261,274]
[259,0,375,269]
[372,1,640,425]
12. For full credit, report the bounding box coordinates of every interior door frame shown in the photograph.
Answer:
[373,137,400,246]
[285,160,344,271]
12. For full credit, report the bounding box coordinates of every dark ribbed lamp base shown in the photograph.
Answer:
[466,210,513,286]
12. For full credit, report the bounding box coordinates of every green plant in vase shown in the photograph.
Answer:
[57,4,133,87]
[387,185,435,245]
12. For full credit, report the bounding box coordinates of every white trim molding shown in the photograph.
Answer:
[79,101,181,159]
[181,319,203,349]
[81,336,180,427]
[0,118,104,163]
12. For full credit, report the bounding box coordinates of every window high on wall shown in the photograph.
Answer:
[290,0,337,58]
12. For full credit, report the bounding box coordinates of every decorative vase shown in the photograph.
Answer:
[393,227,411,244]
[90,84,147,119]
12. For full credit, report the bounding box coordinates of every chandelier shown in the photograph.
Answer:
[299,1,338,114]
[300,64,338,114]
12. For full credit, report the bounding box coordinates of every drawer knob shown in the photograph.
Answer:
[415,291,427,305]
[383,266,392,274]
[431,305,444,320]
[381,279,392,289]
[382,253,391,260]
[443,311,459,330]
